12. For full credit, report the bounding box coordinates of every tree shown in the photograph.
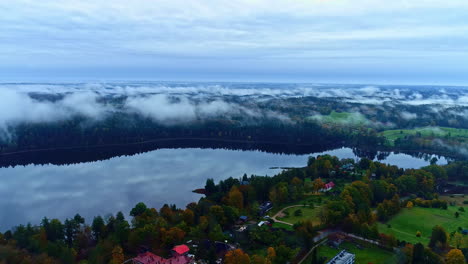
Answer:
[312,178,325,193]
[205,178,217,196]
[450,232,465,249]
[429,225,447,250]
[413,243,425,264]
[267,247,276,262]
[251,255,267,264]
[407,201,414,209]
[227,186,244,209]
[92,216,106,240]
[274,245,295,264]
[294,209,303,216]
[109,245,124,264]
[294,220,317,248]
[446,249,465,264]
[130,202,148,217]
[224,249,251,264]
[44,218,65,242]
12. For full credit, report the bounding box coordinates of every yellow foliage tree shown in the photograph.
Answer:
[227,186,244,209]
[267,247,276,261]
[406,201,414,209]
[446,249,465,264]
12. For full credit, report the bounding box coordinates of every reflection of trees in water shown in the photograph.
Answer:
[0,139,341,167]
[0,139,454,168]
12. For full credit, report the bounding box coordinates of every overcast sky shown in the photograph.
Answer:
[1,0,468,84]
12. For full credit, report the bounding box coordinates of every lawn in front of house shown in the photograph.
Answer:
[309,241,396,264]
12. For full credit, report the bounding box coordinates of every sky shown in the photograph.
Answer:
[1,0,468,84]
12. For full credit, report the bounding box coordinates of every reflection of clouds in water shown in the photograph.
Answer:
[0,148,444,230]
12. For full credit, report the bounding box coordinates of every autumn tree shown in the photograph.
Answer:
[312,178,325,193]
[224,249,251,264]
[109,245,124,264]
[446,249,465,264]
[227,186,244,209]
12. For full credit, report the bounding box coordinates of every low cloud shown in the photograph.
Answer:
[400,111,418,120]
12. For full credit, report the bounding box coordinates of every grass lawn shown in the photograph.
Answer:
[309,241,396,264]
[381,126,468,146]
[277,206,321,225]
[377,206,468,245]
[267,195,327,217]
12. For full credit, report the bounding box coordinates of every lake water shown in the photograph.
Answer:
[0,147,447,231]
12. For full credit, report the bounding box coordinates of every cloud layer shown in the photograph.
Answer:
[1,0,468,83]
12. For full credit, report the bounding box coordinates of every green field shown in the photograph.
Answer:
[277,206,321,225]
[307,111,369,126]
[307,241,397,264]
[381,126,468,146]
[377,206,468,245]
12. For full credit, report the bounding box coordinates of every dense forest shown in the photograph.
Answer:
[1,85,468,166]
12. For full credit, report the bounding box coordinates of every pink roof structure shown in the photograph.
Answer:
[132,251,192,264]
[172,245,190,255]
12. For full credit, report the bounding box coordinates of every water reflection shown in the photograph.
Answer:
[0,147,446,231]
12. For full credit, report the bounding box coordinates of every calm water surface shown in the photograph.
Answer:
[0,147,447,230]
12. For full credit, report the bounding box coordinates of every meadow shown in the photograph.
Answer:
[277,206,321,225]
[381,126,468,146]
[377,206,467,245]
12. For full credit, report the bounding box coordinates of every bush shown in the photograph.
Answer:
[387,224,392,228]
[463,200,468,204]
[455,212,460,218]
[294,209,303,216]
[458,207,465,212]
[416,231,421,237]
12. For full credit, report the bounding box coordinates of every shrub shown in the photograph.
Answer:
[458,207,465,212]
[416,231,421,237]
[294,209,303,217]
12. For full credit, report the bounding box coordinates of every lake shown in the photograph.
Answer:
[0,147,447,231]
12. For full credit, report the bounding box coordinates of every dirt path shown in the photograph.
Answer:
[271,205,307,226]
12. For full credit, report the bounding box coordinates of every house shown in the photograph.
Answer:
[320,182,335,192]
[259,201,273,216]
[132,252,193,264]
[239,216,248,222]
[326,250,355,264]
[131,245,193,264]
[172,245,190,256]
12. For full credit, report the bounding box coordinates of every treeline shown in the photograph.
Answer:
[0,114,386,167]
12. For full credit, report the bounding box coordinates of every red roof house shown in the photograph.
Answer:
[320,181,335,192]
[172,245,190,256]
